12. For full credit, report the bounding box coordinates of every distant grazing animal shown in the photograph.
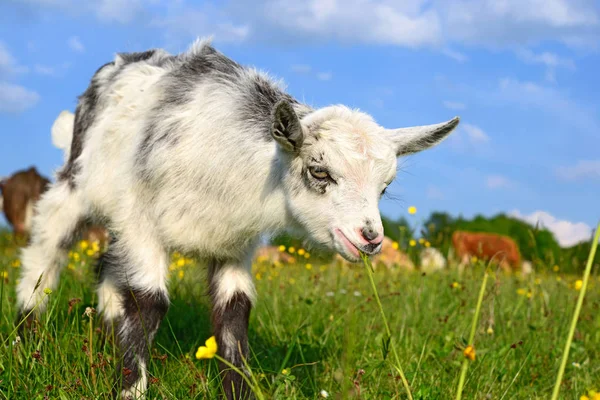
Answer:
[420,247,446,273]
[521,260,533,275]
[16,39,459,400]
[0,167,50,238]
[372,236,414,270]
[452,231,521,271]
[254,245,295,264]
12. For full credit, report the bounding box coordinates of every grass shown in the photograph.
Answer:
[1,231,600,399]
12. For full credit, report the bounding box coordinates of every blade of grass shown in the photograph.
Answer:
[455,269,489,400]
[551,221,600,400]
[360,253,413,400]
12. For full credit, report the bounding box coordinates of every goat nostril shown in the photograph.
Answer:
[361,226,379,242]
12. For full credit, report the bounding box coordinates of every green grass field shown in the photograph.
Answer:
[1,231,599,399]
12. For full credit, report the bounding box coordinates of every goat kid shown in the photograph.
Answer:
[17,39,459,399]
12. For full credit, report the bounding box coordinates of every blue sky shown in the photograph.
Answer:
[0,0,598,246]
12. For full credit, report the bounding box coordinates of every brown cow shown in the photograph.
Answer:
[451,230,521,271]
[0,167,50,238]
[1,167,110,248]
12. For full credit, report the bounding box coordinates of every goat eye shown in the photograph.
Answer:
[309,166,329,180]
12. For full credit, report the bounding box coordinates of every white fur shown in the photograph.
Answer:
[212,261,256,311]
[24,200,34,232]
[420,247,447,273]
[17,181,84,311]
[17,40,458,397]
[51,110,75,161]
[97,280,124,322]
[121,358,147,399]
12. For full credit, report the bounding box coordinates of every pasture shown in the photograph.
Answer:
[0,230,599,399]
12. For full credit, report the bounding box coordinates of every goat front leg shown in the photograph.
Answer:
[209,258,256,400]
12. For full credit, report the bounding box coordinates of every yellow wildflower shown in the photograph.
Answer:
[425,241,431,248]
[580,395,589,400]
[575,280,583,291]
[79,240,89,250]
[177,258,185,267]
[553,265,559,272]
[68,263,75,270]
[278,245,286,252]
[526,291,533,299]
[86,249,95,257]
[73,253,80,262]
[1,271,7,279]
[288,247,296,254]
[305,263,312,270]
[11,259,20,268]
[463,345,476,361]
[255,273,262,280]
[392,241,399,250]
[297,248,305,256]
[304,252,310,259]
[408,206,417,215]
[409,239,416,247]
[196,336,218,360]
[471,256,478,264]
[178,270,184,279]
[418,238,425,244]
[487,326,494,335]
[43,288,53,295]
[91,241,100,253]
[281,369,290,376]
[556,276,562,282]
[517,288,527,296]
[451,282,461,289]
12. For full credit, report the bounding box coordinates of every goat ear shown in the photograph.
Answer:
[387,117,459,156]
[271,100,303,152]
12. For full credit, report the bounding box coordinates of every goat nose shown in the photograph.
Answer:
[361,226,381,243]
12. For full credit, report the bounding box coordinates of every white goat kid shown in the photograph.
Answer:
[16,39,459,400]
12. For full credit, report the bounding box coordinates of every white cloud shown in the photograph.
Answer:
[0,41,28,76]
[151,8,250,44]
[462,123,489,142]
[510,209,592,246]
[0,81,40,113]
[68,36,85,53]
[260,0,442,48]
[497,78,598,134]
[439,0,599,49]
[441,48,468,62]
[14,0,600,52]
[316,71,332,81]
[443,101,466,110]
[516,48,575,69]
[18,0,145,24]
[291,64,312,74]
[34,64,56,76]
[486,175,514,189]
[94,0,145,24]
[515,48,575,81]
[556,160,600,181]
[448,122,490,154]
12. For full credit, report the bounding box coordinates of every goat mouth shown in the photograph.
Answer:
[335,229,380,258]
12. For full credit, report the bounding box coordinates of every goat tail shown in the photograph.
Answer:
[51,110,75,160]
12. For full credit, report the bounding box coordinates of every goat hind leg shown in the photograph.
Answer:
[16,182,85,328]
